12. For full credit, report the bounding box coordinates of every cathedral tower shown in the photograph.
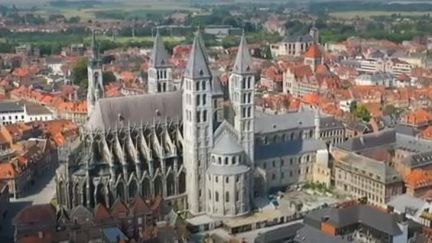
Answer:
[148,28,173,94]
[87,30,104,115]
[183,31,214,215]
[304,43,323,72]
[229,32,255,164]
[309,23,320,43]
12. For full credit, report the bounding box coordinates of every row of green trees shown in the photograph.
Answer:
[70,58,116,89]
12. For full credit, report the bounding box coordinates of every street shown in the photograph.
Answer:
[0,165,59,242]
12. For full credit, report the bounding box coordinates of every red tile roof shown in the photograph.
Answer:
[406,169,432,189]
[0,162,18,178]
[304,44,322,59]
[14,204,56,225]
[94,203,111,220]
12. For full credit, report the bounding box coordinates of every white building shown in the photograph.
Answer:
[271,27,319,57]
[354,72,395,87]
[0,101,54,125]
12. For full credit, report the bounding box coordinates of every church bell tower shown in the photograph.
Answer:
[87,29,104,115]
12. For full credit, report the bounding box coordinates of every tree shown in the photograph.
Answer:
[71,58,89,88]
[355,104,371,122]
[103,71,116,83]
[262,45,272,59]
[383,104,396,116]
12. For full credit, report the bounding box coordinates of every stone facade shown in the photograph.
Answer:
[56,121,187,211]
[332,147,404,206]
[57,31,342,221]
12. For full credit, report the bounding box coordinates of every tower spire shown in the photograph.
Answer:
[148,27,174,94]
[91,28,98,60]
[184,31,211,79]
[150,27,169,68]
[233,31,252,74]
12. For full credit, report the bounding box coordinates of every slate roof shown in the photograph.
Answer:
[255,110,340,135]
[304,204,403,236]
[233,32,253,74]
[282,34,314,43]
[255,139,327,161]
[395,124,418,136]
[388,194,425,216]
[184,31,212,79]
[295,225,349,243]
[339,152,401,184]
[337,129,396,152]
[150,29,170,68]
[320,116,344,130]
[212,129,243,155]
[87,91,182,130]
[0,101,24,113]
[255,222,303,243]
[23,101,52,115]
[402,151,432,168]
[396,133,432,153]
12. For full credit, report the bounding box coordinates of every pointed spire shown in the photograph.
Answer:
[184,31,211,79]
[233,31,252,74]
[150,27,169,68]
[91,28,97,60]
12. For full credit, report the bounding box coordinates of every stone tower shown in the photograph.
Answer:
[148,28,173,94]
[309,24,320,43]
[229,32,255,164]
[304,43,323,72]
[87,30,104,115]
[182,31,214,215]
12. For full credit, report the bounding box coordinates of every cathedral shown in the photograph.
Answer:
[56,29,340,218]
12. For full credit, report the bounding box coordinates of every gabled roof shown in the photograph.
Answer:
[304,204,403,236]
[150,29,170,68]
[87,91,182,130]
[337,129,396,152]
[233,32,253,74]
[111,199,128,217]
[69,205,93,224]
[184,31,212,79]
[305,44,322,59]
[255,139,326,161]
[94,203,111,220]
[13,204,56,226]
[130,195,150,214]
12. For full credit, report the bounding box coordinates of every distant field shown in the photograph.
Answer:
[83,35,185,43]
[330,10,431,19]
[25,1,198,21]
